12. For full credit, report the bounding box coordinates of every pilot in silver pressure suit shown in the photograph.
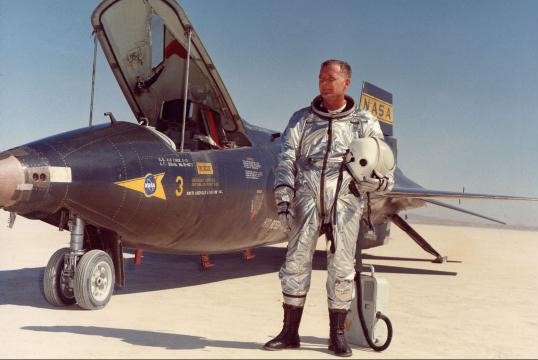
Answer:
[264,60,393,357]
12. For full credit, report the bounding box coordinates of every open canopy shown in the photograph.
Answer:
[91,0,246,138]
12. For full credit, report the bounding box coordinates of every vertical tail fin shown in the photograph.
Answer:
[359,81,397,159]
[359,81,393,136]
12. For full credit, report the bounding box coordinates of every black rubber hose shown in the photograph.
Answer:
[356,273,393,351]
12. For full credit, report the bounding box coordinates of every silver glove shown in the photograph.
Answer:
[356,170,393,193]
[277,201,292,231]
[274,185,294,204]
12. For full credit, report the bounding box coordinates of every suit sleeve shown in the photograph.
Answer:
[273,110,306,205]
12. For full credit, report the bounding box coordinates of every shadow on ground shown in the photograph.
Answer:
[1,246,457,309]
[21,326,370,356]
[22,325,261,351]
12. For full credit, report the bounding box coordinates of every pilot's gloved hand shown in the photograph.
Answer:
[357,171,393,193]
[277,201,293,231]
[274,185,294,205]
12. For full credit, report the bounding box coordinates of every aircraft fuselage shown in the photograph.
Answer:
[1,122,287,254]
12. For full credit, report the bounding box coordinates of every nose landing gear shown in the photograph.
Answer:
[42,214,116,310]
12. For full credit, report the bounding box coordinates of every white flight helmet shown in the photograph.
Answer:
[345,137,395,182]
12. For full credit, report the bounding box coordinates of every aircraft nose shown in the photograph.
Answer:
[0,155,25,207]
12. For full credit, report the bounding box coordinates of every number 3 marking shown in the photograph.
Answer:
[175,176,184,197]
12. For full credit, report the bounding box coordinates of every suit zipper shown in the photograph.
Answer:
[320,119,333,222]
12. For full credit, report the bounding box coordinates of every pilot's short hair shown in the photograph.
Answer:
[321,59,352,79]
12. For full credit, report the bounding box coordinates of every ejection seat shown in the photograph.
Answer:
[156,99,196,150]
[156,98,229,151]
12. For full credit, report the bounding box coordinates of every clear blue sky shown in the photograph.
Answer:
[0,0,537,226]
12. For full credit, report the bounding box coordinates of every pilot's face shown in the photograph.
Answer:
[319,63,350,102]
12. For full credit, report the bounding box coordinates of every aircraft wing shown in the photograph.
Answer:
[376,168,538,224]
[383,185,538,224]
[388,187,538,201]
[421,199,507,224]
[388,167,538,201]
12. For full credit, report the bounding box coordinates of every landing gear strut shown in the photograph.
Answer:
[389,214,447,263]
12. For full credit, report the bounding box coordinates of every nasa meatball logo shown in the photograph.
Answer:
[115,172,166,200]
[144,174,157,196]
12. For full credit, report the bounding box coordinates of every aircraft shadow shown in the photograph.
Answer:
[0,267,51,309]
[0,246,457,309]
[21,325,261,351]
[117,247,457,296]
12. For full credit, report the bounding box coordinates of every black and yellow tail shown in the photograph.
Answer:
[359,81,397,158]
[359,81,393,136]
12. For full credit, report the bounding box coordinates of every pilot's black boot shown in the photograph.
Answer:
[328,308,352,357]
[263,303,304,350]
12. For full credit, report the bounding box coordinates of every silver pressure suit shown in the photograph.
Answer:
[274,95,385,310]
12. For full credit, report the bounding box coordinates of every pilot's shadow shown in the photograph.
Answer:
[22,326,348,355]
[22,325,261,351]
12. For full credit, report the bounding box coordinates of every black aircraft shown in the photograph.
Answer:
[0,0,536,310]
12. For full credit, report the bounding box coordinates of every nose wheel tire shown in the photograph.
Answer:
[74,250,115,310]
[43,247,76,307]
